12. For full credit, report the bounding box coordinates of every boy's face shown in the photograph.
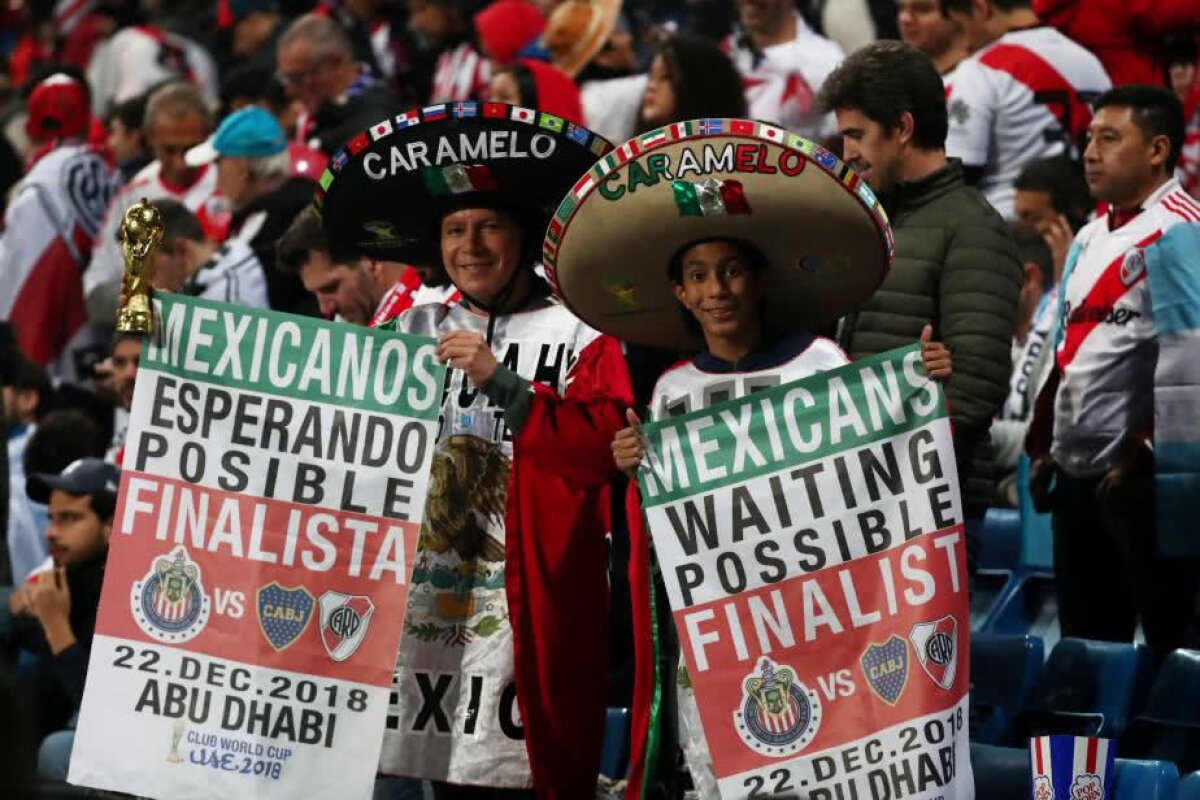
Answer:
[672,240,765,342]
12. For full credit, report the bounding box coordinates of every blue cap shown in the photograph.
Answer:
[28,458,120,505]
[185,106,286,166]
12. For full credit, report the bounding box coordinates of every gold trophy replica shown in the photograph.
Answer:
[116,199,165,333]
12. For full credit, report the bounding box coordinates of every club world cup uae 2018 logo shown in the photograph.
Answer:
[733,658,821,758]
[131,546,211,644]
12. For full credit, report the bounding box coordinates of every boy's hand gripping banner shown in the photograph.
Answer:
[69,294,444,799]
[637,346,973,799]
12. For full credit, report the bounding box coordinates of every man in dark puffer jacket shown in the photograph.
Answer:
[820,41,1022,570]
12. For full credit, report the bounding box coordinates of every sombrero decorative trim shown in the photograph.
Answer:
[315,101,612,262]
[542,0,623,77]
[544,119,894,350]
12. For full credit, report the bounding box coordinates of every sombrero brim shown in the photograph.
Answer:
[544,120,894,351]
[316,102,612,262]
[547,0,622,77]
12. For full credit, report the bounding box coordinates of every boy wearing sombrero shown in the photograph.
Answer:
[545,120,952,798]
[319,105,630,799]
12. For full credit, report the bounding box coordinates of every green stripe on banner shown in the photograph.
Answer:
[142,293,444,420]
[636,346,947,506]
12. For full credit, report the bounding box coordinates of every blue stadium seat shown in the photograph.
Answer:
[1019,638,1152,740]
[971,569,1013,632]
[1121,650,1200,773]
[979,507,1022,571]
[983,569,1057,636]
[970,634,1044,746]
[1178,771,1200,800]
[1113,758,1179,800]
[600,707,631,779]
[970,744,1178,800]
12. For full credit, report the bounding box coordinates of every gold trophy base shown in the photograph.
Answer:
[116,297,154,334]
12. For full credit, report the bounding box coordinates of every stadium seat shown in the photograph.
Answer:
[970,569,1013,632]
[970,634,1044,746]
[982,569,1058,637]
[1019,638,1152,740]
[1121,650,1200,773]
[970,744,1178,800]
[978,507,1022,571]
[1178,771,1200,800]
[600,707,631,779]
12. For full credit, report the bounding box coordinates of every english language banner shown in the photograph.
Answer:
[637,346,972,800]
[69,293,444,799]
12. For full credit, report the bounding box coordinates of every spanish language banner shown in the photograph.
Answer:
[638,345,972,800]
[70,293,444,799]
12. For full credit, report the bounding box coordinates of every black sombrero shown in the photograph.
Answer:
[544,119,894,350]
[316,102,613,263]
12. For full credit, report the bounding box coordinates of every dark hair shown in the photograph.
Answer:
[277,206,335,273]
[638,34,746,134]
[1009,223,1053,286]
[1164,34,1198,71]
[23,410,106,478]
[1013,157,1092,231]
[495,63,539,108]
[11,357,50,421]
[108,93,149,135]
[1094,85,1186,172]
[818,40,947,150]
[154,199,206,250]
[941,0,1030,12]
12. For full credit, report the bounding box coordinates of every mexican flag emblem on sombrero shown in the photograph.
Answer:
[544,119,894,350]
[315,102,612,262]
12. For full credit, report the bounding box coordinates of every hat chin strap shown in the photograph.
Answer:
[458,265,528,345]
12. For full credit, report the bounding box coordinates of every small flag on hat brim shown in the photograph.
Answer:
[395,109,421,129]
[510,106,536,124]
[370,119,394,141]
[640,128,667,149]
[422,104,448,121]
[758,123,785,143]
[572,172,595,198]
[538,112,566,133]
[483,102,508,119]
[698,119,725,135]
[730,120,755,136]
[348,132,370,154]
[565,123,591,146]
[453,101,478,118]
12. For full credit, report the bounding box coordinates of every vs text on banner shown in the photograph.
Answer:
[69,293,445,800]
[637,345,973,800]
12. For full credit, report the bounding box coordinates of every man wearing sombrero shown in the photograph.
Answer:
[544,120,952,798]
[318,102,630,799]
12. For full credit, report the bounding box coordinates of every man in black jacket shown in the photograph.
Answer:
[9,458,116,771]
[276,13,397,156]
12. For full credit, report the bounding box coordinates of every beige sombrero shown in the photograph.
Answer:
[543,119,894,350]
[540,0,622,77]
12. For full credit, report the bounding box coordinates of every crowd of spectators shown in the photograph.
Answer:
[0,0,1196,797]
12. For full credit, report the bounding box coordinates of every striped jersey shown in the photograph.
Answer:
[429,42,491,103]
[1052,179,1200,477]
[946,26,1110,220]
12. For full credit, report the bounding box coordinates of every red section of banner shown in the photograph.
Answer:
[96,472,416,688]
[676,525,969,778]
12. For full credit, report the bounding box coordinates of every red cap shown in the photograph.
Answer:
[26,74,90,144]
[475,0,545,66]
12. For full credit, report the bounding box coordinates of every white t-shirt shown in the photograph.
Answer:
[946,26,1110,220]
[581,74,647,147]
[724,13,844,141]
[86,25,218,117]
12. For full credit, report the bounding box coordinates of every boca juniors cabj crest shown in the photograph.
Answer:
[909,615,958,691]
[733,658,821,758]
[861,635,909,706]
[257,582,315,652]
[319,590,375,662]
[130,546,211,644]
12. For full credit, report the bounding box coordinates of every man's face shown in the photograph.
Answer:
[836,108,906,192]
[147,112,209,188]
[672,240,764,342]
[1083,106,1165,206]
[407,0,455,46]
[735,0,792,36]
[299,252,379,325]
[898,0,960,57]
[112,337,141,410]
[276,39,347,115]
[945,0,992,53]
[216,156,252,211]
[107,117,144,165]
[152,241,194,293]
[46,490,109,568]
[1013,189,1058,236]
[440,208,525,306]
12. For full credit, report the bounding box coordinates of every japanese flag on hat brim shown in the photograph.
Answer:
[317,102,612,263]
[544,119,894,350]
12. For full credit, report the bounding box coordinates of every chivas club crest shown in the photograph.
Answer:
[319,590,375,662]
[257,582,315,652]
[1120,249,1146,287]
[861,635,909,706]
[909,615,958,690]
[733,658,821,757]
[130,546,210,644]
